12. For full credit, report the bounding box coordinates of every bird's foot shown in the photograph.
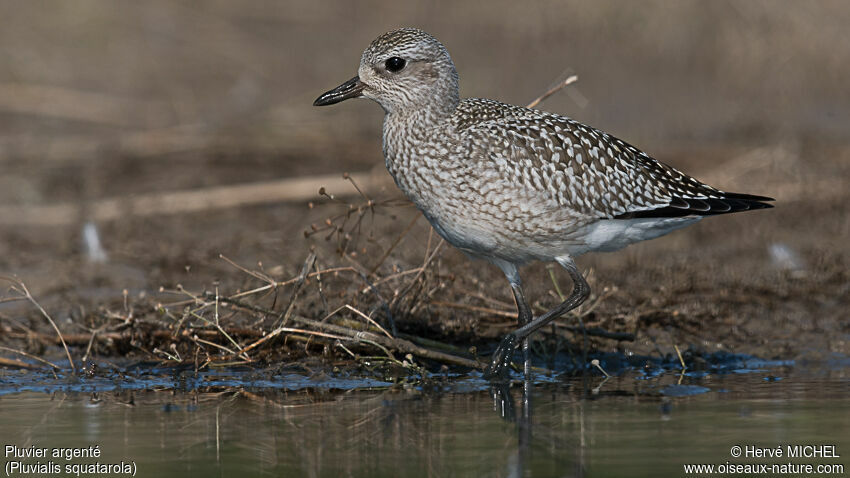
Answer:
[483,333,518,381]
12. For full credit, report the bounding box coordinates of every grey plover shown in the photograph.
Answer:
[314,28,773,379]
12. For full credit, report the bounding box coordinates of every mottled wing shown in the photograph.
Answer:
[457,99,773,219]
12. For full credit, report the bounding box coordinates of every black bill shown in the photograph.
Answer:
[313,76,365,106]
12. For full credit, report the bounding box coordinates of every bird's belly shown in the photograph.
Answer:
[575,217,702,254]
[415,200,498,254]
[412,188,584,264]
[390,160,613,263]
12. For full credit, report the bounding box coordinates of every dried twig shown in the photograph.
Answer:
[368,214,420,276]
[1,276,75,373]
[391,235,445,312]
[553,324,635,342]
[0,356,38,370]
[0,346,60,377]
[526,74,578,109]
[211,295,478,368]
[275,252,317,328]
[293,314,480,369]
[428,301,516,318]
[321,304,392,339]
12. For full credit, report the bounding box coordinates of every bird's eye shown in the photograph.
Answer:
[384,57,406,73]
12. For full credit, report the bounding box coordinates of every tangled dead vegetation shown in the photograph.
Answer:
[0,175,634,379]
[0,75,644,378]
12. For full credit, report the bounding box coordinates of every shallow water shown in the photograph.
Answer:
[1,358,848,477]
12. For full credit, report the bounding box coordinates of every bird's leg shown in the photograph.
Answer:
[484,256,590,380]
[483,280,533,380]
[510,282,533,378]
[514,257,590,342]
[485,261,529,380]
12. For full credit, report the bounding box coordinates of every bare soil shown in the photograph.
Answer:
[1,139,847,374]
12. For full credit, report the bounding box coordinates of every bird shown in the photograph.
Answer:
[313,28,773,380]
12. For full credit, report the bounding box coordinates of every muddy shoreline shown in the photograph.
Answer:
[1,141,847,378]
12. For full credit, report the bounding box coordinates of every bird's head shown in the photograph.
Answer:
[314,28,459,118]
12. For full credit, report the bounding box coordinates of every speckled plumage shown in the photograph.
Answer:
[384,96,736,263]
[315,28,773,378]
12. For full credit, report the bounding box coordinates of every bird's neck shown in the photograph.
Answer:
[381,103,454,192]
[383,100,454,148]
[386,96,457,126]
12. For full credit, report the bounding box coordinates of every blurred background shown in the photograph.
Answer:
[0,0,847,358]
[1,1,847,196]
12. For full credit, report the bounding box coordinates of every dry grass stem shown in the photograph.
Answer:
[275,252,317,328]
[0,346,60,377]
[0,276,76,373]
[428,301,516,319]
[526,74,579,109]
[368,214,420,276]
